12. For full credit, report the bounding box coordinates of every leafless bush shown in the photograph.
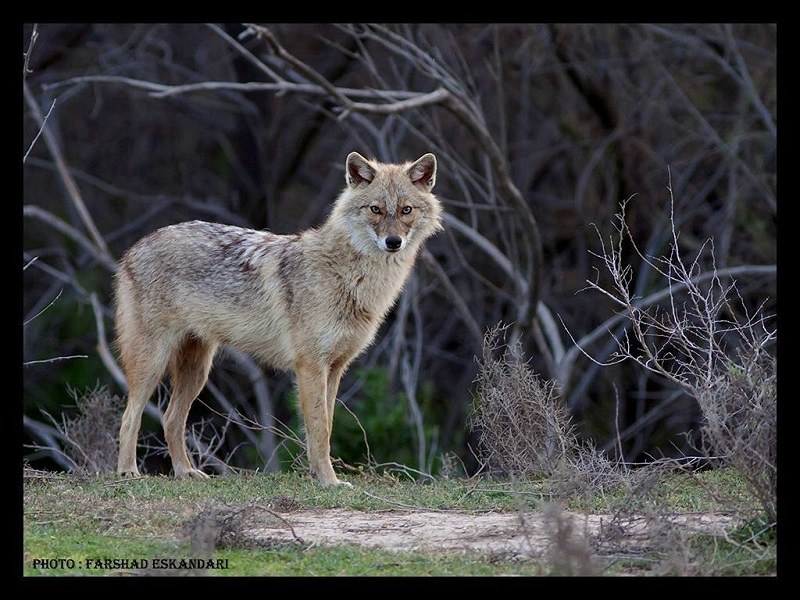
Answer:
[548,443,633,504]
[696,351,776,522]
[472,323,640,500]
[581,184,776,522]
[470,320,767,573]
[185,505,254,554]
[472,324,575,478]
[591,459,677,553]
[53,386,124,474]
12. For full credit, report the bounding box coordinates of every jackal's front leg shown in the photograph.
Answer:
[295,361,349,486]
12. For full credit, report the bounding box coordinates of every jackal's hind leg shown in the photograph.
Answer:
[163,336,218,479]
[117,340,172,477]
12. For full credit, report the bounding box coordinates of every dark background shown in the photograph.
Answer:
[22,23,776,476]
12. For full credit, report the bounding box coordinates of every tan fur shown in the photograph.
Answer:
[115,152,442,485]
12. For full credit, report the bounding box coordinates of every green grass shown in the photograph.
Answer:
[22,468,773,576]
[24,525,541,577]
[217,545,543,577]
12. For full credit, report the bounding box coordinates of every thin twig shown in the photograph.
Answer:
[24,355,88,366]
[23,99,56,164]
[23,23,38,78]
[261,507,304,543]
[555,264,775,388]
[335,397,373,468]
[23,288,63,326]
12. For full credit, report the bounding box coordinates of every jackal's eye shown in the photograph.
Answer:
[401,206,413,215]
[370,205,381,214]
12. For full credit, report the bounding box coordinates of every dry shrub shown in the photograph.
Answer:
[184,505,251,554]
[591,459,677,554]
[469,331,725,571]
[56,386,124,474]
[471,323,631,499]
[471,324,575,478]
[471,323,642,502]
[184,502,304,553]
[696,350,776,522]
[585,193,776,523]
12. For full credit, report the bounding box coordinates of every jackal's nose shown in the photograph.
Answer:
[385,236,403,252]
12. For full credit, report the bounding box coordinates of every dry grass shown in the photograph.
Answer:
[541,502,597,576]
[54,386,124,474]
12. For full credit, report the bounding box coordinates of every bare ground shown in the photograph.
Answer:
[244,508,738,559]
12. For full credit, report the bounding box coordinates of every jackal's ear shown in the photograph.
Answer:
[346,152,376,188]
[408,153,437,190]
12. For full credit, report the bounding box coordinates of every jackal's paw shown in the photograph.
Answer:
[175,468,210,480]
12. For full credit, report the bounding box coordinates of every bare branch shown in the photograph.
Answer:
[722,24,776,139]
[23,205,118,272]
[24,355,88,366]
[221,347,279,472]
[23,288,63,326]
[555,264,776,388]
[442,212,525,292]
[43,74,436,103]
[90,293,127,390]
[247,24,356,112]
[23,256,38,271]
[23,23,38,78]
[207,23,285,82]
[536,302,565,366]
[420,248,483,344]
[23,98,55,164]
[23,414,77,471]
[23,81,113,262]
[23,252,89,299]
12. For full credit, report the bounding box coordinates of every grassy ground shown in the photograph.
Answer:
[22,468,775,576]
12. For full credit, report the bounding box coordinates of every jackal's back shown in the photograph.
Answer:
[115,220,298,369]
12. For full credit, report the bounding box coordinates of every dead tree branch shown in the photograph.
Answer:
[23,80,114,265]
[23,205,118,272]
[23,23,38,78]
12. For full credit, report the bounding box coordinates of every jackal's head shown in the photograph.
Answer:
[331,152,443,256]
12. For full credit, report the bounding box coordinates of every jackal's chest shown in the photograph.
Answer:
[339,264,409,326]
[305,262,409,360]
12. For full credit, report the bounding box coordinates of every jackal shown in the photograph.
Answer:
[115,152,442,485]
